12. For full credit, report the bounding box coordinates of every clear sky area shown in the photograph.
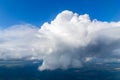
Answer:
[0,0,120,28]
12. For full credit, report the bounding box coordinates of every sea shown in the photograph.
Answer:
[0,60,120,80]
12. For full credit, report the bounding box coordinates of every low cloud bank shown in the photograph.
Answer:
[0,10,120,70]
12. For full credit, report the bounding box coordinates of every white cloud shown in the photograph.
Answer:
[0,10,120,70]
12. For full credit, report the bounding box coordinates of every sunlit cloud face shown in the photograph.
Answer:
[0,10,120,70]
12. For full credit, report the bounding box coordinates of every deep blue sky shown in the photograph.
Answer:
[0,0,120,28]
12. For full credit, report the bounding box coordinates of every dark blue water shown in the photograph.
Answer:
[0,60,120,80]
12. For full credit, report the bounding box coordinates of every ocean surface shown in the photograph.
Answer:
[0,60,120,80]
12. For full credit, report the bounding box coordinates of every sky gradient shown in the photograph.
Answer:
[0,0,120,27]
[0,0,120,71]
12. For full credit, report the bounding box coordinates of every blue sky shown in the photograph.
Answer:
[0,0,120,28]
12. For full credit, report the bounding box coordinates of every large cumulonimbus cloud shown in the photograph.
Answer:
[0,10,120,70]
